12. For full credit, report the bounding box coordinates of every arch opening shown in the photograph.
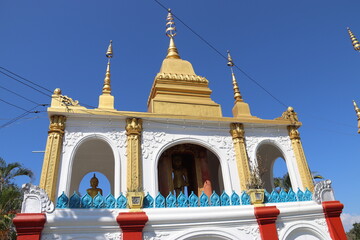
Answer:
[256,142,292,192]
[158,143,224,197]
[69,138,115,196]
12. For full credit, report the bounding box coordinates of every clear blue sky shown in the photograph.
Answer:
[1,0,359,230]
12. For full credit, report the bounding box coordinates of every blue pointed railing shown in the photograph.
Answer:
[56,188,312,209]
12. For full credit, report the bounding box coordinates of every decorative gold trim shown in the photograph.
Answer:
[287,125,314,191]
[39,115,66,201]
[230,123,251,191]
[156,72,208,84]
[125,118,143,208]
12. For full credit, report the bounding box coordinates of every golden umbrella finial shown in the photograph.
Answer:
[165,9,180,59]
[353,100,360,133]
[347,27,360,51]
[227,50,243,103]
[106,40,113,58]
[102,40,113,94]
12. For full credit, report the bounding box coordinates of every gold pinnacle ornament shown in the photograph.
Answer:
[227,50,243,103]
[347,27,360,51]
[353,100,360,133]
[102,40,113,94]
[165,9,180,59]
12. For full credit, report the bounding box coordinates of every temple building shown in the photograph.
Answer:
[14,10,347,240]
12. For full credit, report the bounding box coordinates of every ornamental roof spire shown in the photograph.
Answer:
[102,40,113,94]
[98,40,115,110]
[227,50,252,118]
[227,50,243,103]
[353,100,360,133]
[347,27,360,51]
[165,9,181,59]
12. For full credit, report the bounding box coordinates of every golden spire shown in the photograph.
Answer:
[353,100,360,133]
[227,50,243,103]
[165,9,180,59]
[102,40,113,94]
[347,27,360,51]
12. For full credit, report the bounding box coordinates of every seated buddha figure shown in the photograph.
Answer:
[86,173,103,198]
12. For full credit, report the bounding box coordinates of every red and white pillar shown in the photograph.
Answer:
[254,206,280,240]
[13,213,46,240]
[117,212,148,240]
[322,201,347,240]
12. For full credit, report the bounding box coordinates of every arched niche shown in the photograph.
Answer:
[281,224,329,240]
[273,157,292,191]
[256,141,291,192]
[69,138,115,195]
[158,143,224,197]
[79,172,111,197]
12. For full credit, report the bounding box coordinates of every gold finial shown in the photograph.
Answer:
[165,9,180,59]
[106,40,113,58]
[353,100,360,133]
[227,50,243,103]
[347,27,360,51]
[102,40,112,94]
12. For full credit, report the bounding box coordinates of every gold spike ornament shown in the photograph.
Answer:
[353,100,360,133]
[102,40,113,94]
[347,27,360,51]
[227,50,243,103]
[165,9,180,59]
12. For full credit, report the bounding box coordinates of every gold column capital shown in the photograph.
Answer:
[230,122,245,139]
[49,115,66,133]
[288,125,300,140]
[126,118,143,135]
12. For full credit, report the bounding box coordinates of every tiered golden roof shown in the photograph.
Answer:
[147,9,222,117]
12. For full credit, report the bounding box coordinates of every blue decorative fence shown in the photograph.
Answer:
[56,188,312,209]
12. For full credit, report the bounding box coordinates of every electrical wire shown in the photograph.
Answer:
[0,98,30,112]
[0,66,53,94]
[0,69,52,98]
[0,105,42,129]
[153,0,288,108]
[0,84,41,105]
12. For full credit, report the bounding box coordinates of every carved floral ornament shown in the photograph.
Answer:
[49,115,66,133]
[156,72,208,84]
[126,118,143,135]
[21,183,55,213]
[230,123,245,139]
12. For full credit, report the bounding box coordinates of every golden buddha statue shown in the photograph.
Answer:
[172,156,189,196]
[86,173,103,198]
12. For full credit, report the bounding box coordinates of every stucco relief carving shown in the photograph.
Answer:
[207,136,235,161]
[63,130,83,153]
[143,232,170,240]
[237,226,259,239]
[105,130,127,150]
[21,183,54,213]
[142,131,167,160]
[313,180,335,204]
[105,232,122,240]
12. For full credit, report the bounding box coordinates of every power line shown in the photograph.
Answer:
[153,0,287,108]
[0,69,52,98]
[0,105,42,129]
[0,66,53,94]
[0,84,40,105]
[0,98,30,112]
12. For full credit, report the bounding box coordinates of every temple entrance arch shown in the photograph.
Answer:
[68,138,115,196]
[158,143,224,197]
[255,141,292,192]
